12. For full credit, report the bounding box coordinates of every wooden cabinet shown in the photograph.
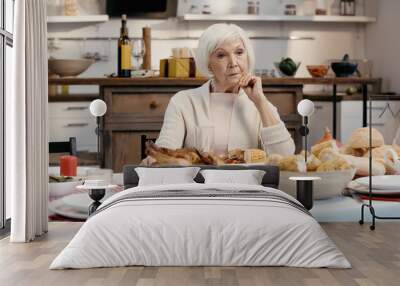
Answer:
[102,85,303,172]
[49,102,97,152]
[102,86,178,171]
[366,101,400,144]
[341,100,400,144]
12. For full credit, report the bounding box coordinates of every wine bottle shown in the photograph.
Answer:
[118,14,132,77]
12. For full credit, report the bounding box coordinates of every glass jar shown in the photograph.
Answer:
[340,0,356,16]
[202,4,212,14]
[247,0,260,15]
[315,0,327,15]
[284,4,297,16]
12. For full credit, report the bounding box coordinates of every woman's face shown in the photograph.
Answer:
[209,38,249,90]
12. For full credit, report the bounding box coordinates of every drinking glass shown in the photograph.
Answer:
[131,39,146,70]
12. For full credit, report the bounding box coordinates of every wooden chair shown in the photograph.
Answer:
[49,137,77,156]
[140,135,157,160]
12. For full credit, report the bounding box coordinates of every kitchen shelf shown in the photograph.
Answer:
[181,14,376,23]
[47,15,109,24]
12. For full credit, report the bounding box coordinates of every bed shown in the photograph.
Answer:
[50,165,350,269]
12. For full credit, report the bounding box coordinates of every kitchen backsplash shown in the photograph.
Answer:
[47,0,369,94]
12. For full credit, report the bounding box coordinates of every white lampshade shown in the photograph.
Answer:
[297,99,315,117]
[89,99,107,117]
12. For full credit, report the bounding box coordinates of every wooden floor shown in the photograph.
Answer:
[0,222,399,286]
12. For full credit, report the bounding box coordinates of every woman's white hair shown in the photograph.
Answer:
[195,23,255,78]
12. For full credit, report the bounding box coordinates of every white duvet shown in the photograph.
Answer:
[50,183,350,269]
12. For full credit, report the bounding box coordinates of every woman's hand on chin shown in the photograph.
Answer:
[235,74,265,107]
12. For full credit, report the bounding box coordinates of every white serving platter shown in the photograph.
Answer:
[355,175,400,190]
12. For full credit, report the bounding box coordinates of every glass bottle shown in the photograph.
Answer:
[118,14,132,77]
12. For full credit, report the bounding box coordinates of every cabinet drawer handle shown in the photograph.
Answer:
[64,123,89,127]
[149,100,159,109]
[369,107,385,111]
[66,106,89,111]
[369,123,385,127]
[314,106,323,110]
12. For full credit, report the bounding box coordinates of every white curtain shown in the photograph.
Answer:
[7,0,48,242]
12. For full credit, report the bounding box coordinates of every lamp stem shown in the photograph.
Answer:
[96,117,100,165]
[304,116,308,163]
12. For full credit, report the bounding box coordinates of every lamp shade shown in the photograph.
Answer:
[297,99,315,117]
[89,99,107,117]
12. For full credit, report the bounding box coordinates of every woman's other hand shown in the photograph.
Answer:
[236,74,280,127]
[235,74,265,107]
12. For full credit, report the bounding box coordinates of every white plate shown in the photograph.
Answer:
[355,175,400,190]
[49,199,88,220]
[60,191,116,213]
[49,180,83,198]
[347,180,400,195]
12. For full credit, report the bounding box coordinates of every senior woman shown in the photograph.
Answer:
[155,23,295,156]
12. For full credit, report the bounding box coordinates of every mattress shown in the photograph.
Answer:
[50,183,350,269]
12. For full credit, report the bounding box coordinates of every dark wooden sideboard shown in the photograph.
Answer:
[49,77,381,172]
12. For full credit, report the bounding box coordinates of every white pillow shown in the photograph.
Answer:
[200,169,266,185]
[135,167,201,186]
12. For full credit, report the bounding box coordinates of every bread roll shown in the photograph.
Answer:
[364,145,400,175]
[364,145,394,160]
[339,144,367,157]
[316,157,352,172]
[348,127,384,149]
[266,154,283,166]
[318,147,340,162]
[279,155,306,172]
[307,154,321,171]
[311,140,339,157]
[341,154,386,176]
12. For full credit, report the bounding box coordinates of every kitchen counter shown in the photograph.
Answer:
[48,93,400,102]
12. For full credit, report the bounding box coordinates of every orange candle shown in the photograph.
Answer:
[59,155,78,177]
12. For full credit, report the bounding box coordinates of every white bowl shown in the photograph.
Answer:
[48,58,94,77]
[279,168,356,200]
[49,180,82,198]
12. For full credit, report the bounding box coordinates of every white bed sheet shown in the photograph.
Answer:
[50,183,350,269]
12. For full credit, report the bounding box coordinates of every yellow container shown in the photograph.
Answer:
[168,58,190,78]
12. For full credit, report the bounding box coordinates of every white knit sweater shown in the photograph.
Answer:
[156,80,295,156]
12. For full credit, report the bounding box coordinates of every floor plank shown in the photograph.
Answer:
[0,222,399,286]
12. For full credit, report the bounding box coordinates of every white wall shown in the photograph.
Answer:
[47,0,368,94]
[365,0,400,93]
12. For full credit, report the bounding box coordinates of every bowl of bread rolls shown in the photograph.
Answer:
[272,127,400,200]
